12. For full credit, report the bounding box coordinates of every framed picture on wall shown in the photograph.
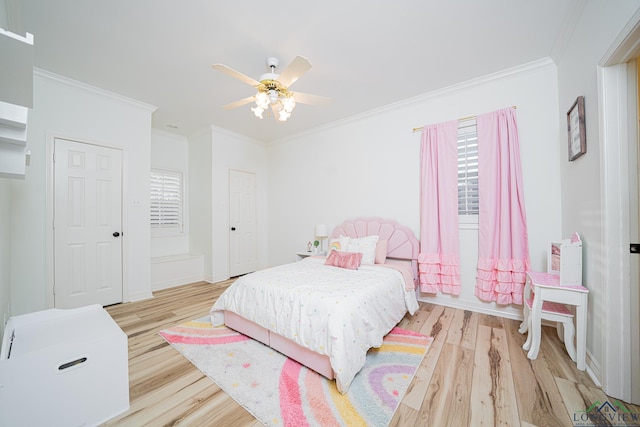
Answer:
[567,96,586,161]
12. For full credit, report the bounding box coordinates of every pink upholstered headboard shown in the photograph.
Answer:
[329,217,420,284]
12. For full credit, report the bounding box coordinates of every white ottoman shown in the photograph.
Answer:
[0,304,129,426]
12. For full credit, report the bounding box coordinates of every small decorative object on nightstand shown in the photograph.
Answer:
[315,224,329,252]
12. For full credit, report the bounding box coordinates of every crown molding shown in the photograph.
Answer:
[211,125,267,148]
[34,68,157,113]
[272,57,556,146]
[601,6,640,66]
[151,128,189,141]
[188,124,266,148]
[550,0,586,65]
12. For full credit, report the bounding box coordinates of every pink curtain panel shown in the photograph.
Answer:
[475,107,530,305]
[418,120,461,295]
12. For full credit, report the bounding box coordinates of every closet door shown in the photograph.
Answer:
[228,169,256,277]
[54,138,123,308]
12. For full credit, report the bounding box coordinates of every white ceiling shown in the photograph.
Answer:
[16,0,575,142]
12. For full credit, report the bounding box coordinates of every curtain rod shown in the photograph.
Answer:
[411,105,517,133]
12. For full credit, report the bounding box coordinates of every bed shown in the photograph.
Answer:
[210,217,420,393]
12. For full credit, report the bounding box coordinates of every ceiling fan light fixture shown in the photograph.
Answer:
[253,84,297,122]
[267,89,279,104]
[255,92,270,109]
[282,96,296,113]
[278,110,291,122]
[251,106,265,119]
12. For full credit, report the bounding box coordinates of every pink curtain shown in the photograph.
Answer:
[418,121,461,295]
[475,107,530,305]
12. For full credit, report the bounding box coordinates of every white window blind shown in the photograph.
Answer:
[150,169,183,232]
[457,119,479,216]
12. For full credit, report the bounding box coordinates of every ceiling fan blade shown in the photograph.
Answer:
[222,96,255,110]
[292,92,331,106]
[278,56,312,88]
[271,104,281,122]
[212,64,260,87]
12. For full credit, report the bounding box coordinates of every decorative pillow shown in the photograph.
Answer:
[328,235,350,254]
[347,235,379,265]
[324,250,363,270]
[375,239,388,264]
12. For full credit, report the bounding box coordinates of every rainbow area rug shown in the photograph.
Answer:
[160,318,432,426]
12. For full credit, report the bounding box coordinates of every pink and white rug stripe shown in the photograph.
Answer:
[160,318,432,427]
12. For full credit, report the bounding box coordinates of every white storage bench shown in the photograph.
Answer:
[151,253,204,291]
[0,304,129,426]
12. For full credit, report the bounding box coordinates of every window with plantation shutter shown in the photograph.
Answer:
[150,169,183,234]
[458,119,479,220]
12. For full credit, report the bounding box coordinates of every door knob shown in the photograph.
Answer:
[231,227,236,231]
[113,232,120,237]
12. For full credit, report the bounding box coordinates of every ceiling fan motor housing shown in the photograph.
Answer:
[266,57,279,69]
[259,57,281,82]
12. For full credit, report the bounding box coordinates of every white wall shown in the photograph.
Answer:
[267,59,562,318]
[188,126,268,283]
[10,70,155,315]
[188,128,213,281]
[555,0,640,389]
[0,178,10,340]
[151,129,190,257]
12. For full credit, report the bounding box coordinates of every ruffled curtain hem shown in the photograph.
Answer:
[418,252,461,295]
[474,256,530,305]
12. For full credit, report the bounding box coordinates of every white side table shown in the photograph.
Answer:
[296,251,325,261]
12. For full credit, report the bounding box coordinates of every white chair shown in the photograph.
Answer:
[518,233,589,370]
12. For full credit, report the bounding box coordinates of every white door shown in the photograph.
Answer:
[229,169,257,277]
[632,58,640,405]
[54,138,123,308]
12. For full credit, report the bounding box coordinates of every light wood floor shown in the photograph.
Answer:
[104,280,640,426]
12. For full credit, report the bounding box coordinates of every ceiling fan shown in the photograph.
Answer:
[212,56,330,122]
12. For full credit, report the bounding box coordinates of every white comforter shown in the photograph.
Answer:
[210,257,419,393]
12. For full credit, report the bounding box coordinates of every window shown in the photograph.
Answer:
[150,169,183,234]
[457,118,479,220]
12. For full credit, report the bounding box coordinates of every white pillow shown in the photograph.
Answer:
[347,235,379,265]
[328,235,350,254]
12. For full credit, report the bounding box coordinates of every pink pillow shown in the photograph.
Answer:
[325,250,363,270]
[375,239,388,264]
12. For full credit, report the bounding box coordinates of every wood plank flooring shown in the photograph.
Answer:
[104,280,640,426]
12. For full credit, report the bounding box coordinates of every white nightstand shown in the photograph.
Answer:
[296,251,326,261]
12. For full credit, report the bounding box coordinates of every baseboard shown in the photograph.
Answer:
[417,294,523,320]
[210,274,229,283]
[152,274,205,291]
[128,290,153,302]
[585,349,602,387]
